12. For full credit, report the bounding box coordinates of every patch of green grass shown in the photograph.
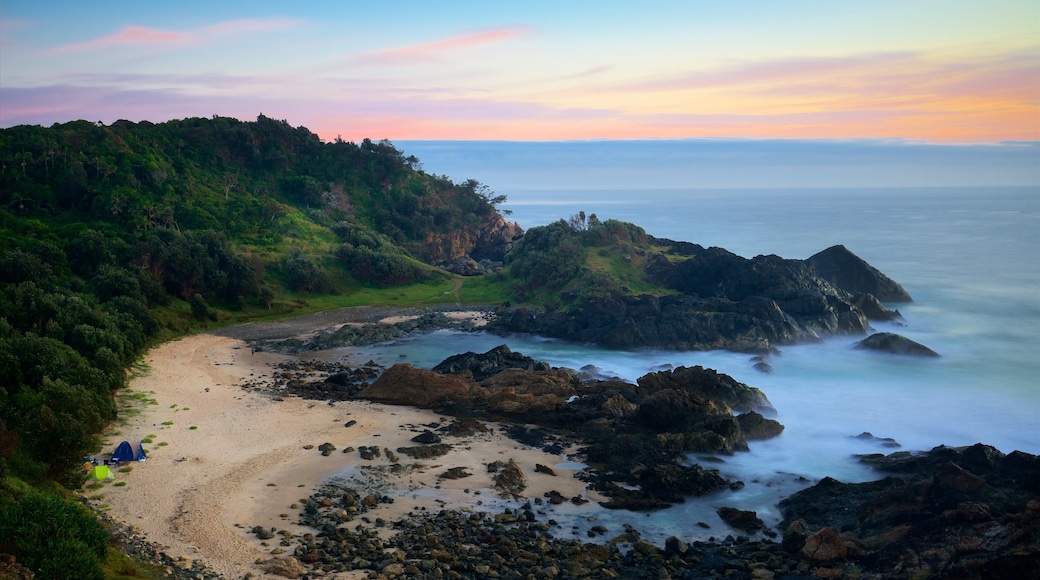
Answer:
[102,547,162,580]
[156,442,168,447]
[161,421,174,426]
[89,493,105,500]
[140,437,153,444]
[117,466,132,473]
[129,360,152,380]
[188,426,198,430]
[113,482,126,487]
[85,482,104,491]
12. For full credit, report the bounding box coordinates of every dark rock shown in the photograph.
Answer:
[411,430,442,444]
[716,507,765,533]
[438,467,472,480]
[437,418,489,437]
[636,365,777,416]
[752,361,773,374]
[852,431,901,448]
[433,344,551,381]
[395,444,452,459]
[736,412,785,440]
[601,393,637,417]
[855,332,940,357]
[780,444,1040,578]
[493,459,527,499]
[800,527,846,563]
[852,292,904,322]
[318,442,336,456]
[806,244,912,302]
[534,464,557,476]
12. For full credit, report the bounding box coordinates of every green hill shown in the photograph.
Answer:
[0,115,520,578]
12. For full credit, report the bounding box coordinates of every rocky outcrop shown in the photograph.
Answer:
[356,364,472,408]
[636,365,777,416]
[779,444,1040,579]
[806,244,913,302]
[855,332,940,357]
[420,214,524,275]
[432,344,550,381]
[490,243,909,352]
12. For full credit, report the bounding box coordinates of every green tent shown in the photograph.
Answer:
[88,465,114,481]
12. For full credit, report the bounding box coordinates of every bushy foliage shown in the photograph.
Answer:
[335,244,429,287]
[505,215,651,305]
[0,488,108,580]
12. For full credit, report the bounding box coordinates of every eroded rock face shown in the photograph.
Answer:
[420,214,524,274]
[357,364,472,408]
[855,332,940,357]
[806,244,913,302]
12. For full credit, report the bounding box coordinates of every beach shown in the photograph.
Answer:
[93,328,599,578]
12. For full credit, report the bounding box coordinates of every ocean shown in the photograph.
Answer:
[331,185,1040,543]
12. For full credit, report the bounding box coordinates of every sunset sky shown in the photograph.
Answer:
[1,1,1037,143]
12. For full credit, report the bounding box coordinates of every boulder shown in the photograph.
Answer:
[357,364,472,408]
[855,332,940,357]
[736,412,785,440]
[636,365,777,416]
[805,245,912,302]
[433,344,551,381]
[801,527,847,563]
[410,430,442,444]
[493,459,527,499]
[717,507,765,533]
[263,556,307,579]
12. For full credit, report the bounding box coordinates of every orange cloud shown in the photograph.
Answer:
[356,25,533,64]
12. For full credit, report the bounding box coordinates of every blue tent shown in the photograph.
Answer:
[112,440,147,462]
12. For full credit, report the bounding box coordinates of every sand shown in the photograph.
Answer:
[93,331,601,578]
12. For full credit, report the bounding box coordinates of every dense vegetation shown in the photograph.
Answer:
[0,115,509,578]
[506,211,678,306]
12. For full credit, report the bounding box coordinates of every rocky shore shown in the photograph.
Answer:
[233,338,1038,579]
[248,443,1038,579]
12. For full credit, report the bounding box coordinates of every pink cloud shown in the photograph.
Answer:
[46,18,301,54]
[48,25,191,54]
[356,25,533,64]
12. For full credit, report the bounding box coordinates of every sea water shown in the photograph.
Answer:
[331,187,1040,543]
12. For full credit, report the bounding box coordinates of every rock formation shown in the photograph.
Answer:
[855,332,940,357]
[779,444,1040,579]
[806,244,913,302]
[356,364,472,408]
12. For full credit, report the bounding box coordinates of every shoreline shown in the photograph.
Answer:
[90,317,603,578]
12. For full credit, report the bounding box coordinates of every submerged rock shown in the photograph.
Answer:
[855,332,940,357]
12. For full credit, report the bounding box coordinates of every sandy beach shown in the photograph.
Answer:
[92,328,601,578]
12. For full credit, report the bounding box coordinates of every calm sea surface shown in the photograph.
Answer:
[331,186,1040,542]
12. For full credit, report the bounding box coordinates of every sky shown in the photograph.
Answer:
[1,1,1038,144]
